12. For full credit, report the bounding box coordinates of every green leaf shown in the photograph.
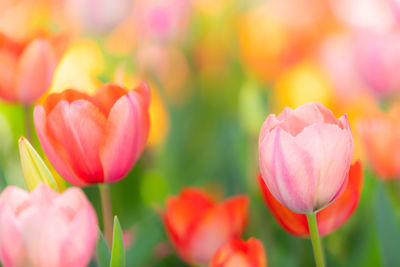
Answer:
[110,216,125,267]
[18,136,58,191]
[375,182,400,267]
[96,229,111,267]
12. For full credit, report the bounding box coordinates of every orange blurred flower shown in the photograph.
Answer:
[0,33,63,104]
[257,161,363,237]
[358,103,400,179]
[162,188,249,265]
[210,238,267,267]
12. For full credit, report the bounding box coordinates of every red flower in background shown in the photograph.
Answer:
[0,33,64,104]
[258,161,363,237]
[210,238,267,267]
[162,188,249,265]
[34,82,150,185]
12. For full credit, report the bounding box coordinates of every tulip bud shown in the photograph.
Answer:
[258,102,354,213]
[18,136,58,191]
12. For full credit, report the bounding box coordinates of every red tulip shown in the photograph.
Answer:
[210,238,267,267]
[162,188,249,265]
[258,161,363,237]
[0,33,59,104]
[34,82,150,185]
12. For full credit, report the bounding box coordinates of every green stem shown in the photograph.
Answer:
[99,185,113,247]
[307,213,326,267]
[23,104,32,141]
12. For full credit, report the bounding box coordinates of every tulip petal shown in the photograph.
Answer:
[221,196,249,234]
[257,174,309,237]
[60,200,98,267]
[258,162,363,237]
[318,161,363,235]
[47,100,106,183]
[0,49,18,102]
[18,205,70,266]
[295,123,353,210]
[92,83,127,116]
[16,38,57,104]
[0,186,29,214]
[163,189,213,252]
[34,106,88,186]
[259,127,315,213]
[188,207,232,265]
[100,83,150,183]
[0,204,27,267]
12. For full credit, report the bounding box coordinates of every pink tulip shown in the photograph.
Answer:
[0,184,98,267]
[258,102,354,214]
[34,82,150,185]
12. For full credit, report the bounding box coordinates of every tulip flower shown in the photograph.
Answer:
[258,161,363,237]
[358,102,400,179]
[210,238,267,267]
[0,183,98,267]
[162,188,249,265]
[258,102,354,214]
[0,33,59,104]
[34,82,151,186]
[259,102,354,267]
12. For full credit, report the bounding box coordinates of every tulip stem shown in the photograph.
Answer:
[307,213,326,267]
[23,105,32,141]
[99,185,113,247]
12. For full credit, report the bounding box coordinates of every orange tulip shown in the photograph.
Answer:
[34,82,150,185]
[210,238,267,267]
[162,188,249,265]
[358,103,400,179]
[258,161,363,237]
[0,33,60,104]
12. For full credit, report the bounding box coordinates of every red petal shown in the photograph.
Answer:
[257,174,309,237]
[91,83,127,116]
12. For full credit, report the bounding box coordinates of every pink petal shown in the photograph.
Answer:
[18,205,70,266]
[295,123,354,210]
[47,100,106,183]
[29,183,58,205]
[0,186,29,214]
[60,201,98,267]
[16,38,57,104]
[0,204,27,267]
[53,187,88,220]
[34,105,88,186]
[188,207,232,265]
[100,83,150,183]
[259,127,315,213]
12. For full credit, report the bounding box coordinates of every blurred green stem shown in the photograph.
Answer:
[99,184,113,247]
[385,180,400,221]
[307,213,326,267]
[23,104,32,141]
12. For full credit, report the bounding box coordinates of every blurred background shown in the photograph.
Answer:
[1,0,400,266]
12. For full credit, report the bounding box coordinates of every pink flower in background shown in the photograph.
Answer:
[34,82,151,185]
[259,102,354,214]
[353,30,400,98]
[65,0,132,33]
[330,0,397,31]
[0,184,98,267]
[0,34,59,104]
[133,0,190,42]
